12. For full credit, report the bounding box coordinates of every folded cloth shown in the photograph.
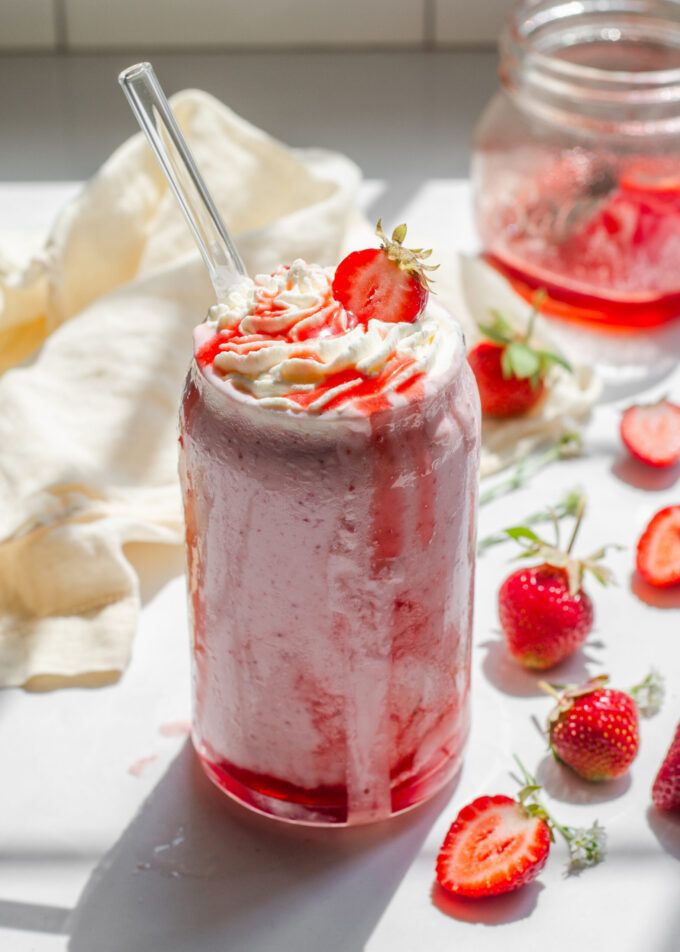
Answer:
[0,91,361,689]
[0,91,599,689]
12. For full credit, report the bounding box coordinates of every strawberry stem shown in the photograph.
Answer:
[566,494,587,555]
[478,488,582,553]
[521,290,546,345]
[512,755,606,872]
[538,680,564,702]
[479,432,583,507]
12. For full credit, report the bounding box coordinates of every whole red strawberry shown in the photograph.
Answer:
[497,497,615,670]
[620,398,680,468]
[542,674,665,781]
[468,300,571,418]
[332,220,436,326]
[499,564,593,669]
[652,722,680,812]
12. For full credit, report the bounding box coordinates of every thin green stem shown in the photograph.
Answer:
[477,489,581,552]
[566,493,587,555]
[479,433,582,508]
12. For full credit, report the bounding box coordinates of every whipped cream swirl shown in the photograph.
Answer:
[196,259,456,415]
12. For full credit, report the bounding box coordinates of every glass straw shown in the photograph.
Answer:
[118,62,247,301]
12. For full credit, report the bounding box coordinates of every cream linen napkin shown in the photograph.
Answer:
[0,91,360,689]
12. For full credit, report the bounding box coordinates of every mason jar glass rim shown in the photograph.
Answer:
[500,0,680,135]
[502,0,680,91]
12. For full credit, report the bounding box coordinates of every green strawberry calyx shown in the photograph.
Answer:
[375,219,438,290]
[503,493,620,595]
[478,291,573,389]
[539,675,610,725]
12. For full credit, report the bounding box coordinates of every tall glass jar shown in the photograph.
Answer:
[473,0,680,327]
[179,307,480,826]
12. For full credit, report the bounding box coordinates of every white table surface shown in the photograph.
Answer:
[1,182,679,952]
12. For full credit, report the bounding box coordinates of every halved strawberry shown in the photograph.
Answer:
[652,722,680,812]
[620,399,680,468]
[435,794,551,898]
[332,220,435,326]
[636,505,680,587]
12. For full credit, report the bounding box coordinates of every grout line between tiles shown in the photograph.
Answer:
[423,0,436,49]
[53,0,68,53]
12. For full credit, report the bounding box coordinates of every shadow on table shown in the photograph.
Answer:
[611,456,679,492]
[535,754,631,804]
[480,636,603,699]
[647,805,680,861]
[66,740,455,952]
[630,571,680,609]
[431,880,543,925]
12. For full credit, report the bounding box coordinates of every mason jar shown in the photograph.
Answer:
[473,0,680,327]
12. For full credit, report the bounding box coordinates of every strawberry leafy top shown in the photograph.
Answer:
[503,493,619,595]
[478,293,572,388]
[540,670,665,721]
[375,219,438,290]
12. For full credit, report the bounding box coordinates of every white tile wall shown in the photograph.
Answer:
[63,0,426,48]
[0,0,508,50]
[0,0,56,50]
[434,0,511,45]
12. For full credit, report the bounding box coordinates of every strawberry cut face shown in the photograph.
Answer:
[332,248,428,326]
[436,795,551,899]
[621,400,680,468]
[636,505,680,588]
[652,722,680,812]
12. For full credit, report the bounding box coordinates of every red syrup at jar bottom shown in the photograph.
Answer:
[486,254,680,331]
[197,744,463,825]
[482,157,680,329]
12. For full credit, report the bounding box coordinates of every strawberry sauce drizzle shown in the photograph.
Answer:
[195,268,424,416]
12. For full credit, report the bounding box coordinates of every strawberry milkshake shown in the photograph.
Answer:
[179,224,480,825]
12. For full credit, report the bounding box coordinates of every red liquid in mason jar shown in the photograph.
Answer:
[477,152,680,328]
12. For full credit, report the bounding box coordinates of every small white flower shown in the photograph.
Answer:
[631,669,665,718]
[566,821,607,871]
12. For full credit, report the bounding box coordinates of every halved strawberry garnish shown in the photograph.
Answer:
[636,504,680,588]
[332,220,436,326]
[435,794,551,898]
[620,399,680,468]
